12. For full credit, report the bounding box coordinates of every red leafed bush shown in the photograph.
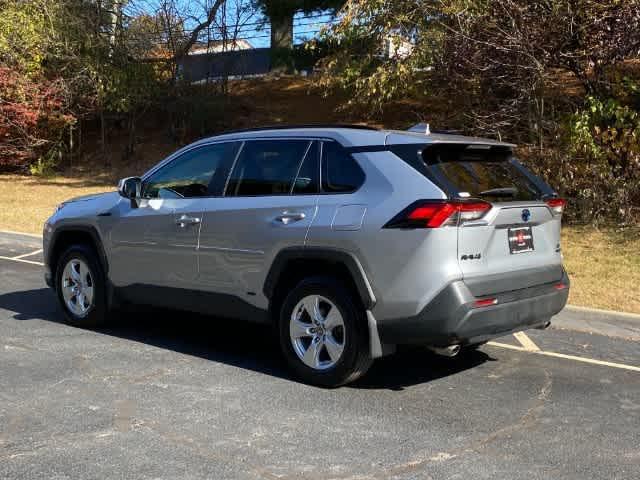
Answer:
[0,67,74,171]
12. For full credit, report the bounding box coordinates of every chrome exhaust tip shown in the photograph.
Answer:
[428,344,461,357]
[534,321,551,330]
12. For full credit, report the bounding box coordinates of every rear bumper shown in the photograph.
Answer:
[377,270,569,347]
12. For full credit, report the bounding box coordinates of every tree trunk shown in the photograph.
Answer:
[271,12,293,50]
[100,110,107,165]
[107,0,123,56]
[270,11,294,73]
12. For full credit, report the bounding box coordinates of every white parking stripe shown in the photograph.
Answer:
[0,229,43,238]
[0,255,44,266]
[487,341,527,352]
[513,331,540,351]
[12,249,43,259]
[488,341,640,373]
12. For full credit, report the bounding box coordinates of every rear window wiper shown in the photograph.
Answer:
[478,187,518,197]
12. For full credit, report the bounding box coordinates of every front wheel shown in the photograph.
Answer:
[279,276,372,387]
[56,244,109,328]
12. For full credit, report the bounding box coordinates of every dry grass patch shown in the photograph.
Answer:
[0,175,111,234]
[0,173,638,314]
[562,225,640,314]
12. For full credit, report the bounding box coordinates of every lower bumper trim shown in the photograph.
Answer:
[377,271,570,347]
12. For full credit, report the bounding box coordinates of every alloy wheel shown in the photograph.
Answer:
[61,258,94,317]
[289,295,346,370]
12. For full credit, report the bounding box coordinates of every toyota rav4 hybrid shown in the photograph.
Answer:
[43,125,570,387]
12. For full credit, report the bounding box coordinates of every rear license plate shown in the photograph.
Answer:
[508,226,534,254]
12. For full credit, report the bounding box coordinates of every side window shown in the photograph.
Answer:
[226,140,311,196]
[321,141,365,193]
[142,142,239,199]
[292,140,320,195]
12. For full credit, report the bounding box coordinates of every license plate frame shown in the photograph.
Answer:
[508,226,535,254]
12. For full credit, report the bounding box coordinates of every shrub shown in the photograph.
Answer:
[526,93,640,224]
[567,95,640,223]
[0,67,74,172]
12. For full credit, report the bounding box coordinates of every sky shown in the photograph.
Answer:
[125,0,337,49]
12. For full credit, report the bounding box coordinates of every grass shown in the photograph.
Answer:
[0,173,638,315]
[561,225,640,314]
[0,175,112,235]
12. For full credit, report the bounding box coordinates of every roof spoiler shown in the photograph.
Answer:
[407,123,431,135]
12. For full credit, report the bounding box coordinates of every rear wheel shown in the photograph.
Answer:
[279,276,372,387]
[56,244,109,328]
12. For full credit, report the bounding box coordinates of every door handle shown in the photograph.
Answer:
[274,212,306,225]
[176,215,201,228]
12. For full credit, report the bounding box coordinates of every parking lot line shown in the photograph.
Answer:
[0,255,44,266]
[0,229,43,238]
[488,341,640,372]
[513,331,540,351]
[12,249,43,259]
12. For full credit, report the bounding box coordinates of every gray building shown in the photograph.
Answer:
[178,47,272,83]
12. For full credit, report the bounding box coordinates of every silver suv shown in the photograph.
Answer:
[43,125,569,386]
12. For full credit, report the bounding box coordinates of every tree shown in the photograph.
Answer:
[0,66,73,172]
[318,0,640,133]
[253,0,345,70]
[317,0,640,222]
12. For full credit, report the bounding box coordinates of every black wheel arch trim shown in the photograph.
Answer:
[48,224,110,275]
[263,247,377,310]
[47,224,118,308]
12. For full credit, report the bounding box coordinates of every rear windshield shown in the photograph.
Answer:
[422,145,543,201]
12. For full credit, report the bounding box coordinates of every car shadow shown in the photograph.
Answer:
[0,288,493,390]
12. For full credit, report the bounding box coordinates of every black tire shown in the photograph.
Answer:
[55,244,109,328]
[278,276,372,387]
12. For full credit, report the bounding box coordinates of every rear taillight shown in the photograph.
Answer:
[385,200,492,229]
[473,297,498,308]
[546,198,566,216]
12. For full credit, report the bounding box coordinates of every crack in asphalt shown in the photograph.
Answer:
[268,367,554,480]
[365,369,554,480]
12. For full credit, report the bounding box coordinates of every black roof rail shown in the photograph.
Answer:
[431,129,464,135]
[215,124,380,136]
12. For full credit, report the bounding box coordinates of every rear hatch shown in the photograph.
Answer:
[424,144,564,296]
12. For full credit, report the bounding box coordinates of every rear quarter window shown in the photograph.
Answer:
[321,141,365,193]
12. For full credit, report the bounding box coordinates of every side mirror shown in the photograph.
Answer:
[117,177,141,199]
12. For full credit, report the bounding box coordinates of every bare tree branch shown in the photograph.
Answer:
[174,0,226,59]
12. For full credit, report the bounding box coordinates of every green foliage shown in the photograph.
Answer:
[317,0,640,223]
[0,0,50,76]
[0,0,171,171]
[254,0,345,20]
[564,94,640,222]
[102,62,164,115]
[315,0,441,112]
[29,146,62,176]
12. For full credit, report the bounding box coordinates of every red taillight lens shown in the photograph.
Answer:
[386,200,492,229]
[473,297,498,308]
[546,198,566,216]
[407,203,457,228]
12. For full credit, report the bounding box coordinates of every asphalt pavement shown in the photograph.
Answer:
[0,231,638,480]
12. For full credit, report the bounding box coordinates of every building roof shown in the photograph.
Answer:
[188,39,253,55]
